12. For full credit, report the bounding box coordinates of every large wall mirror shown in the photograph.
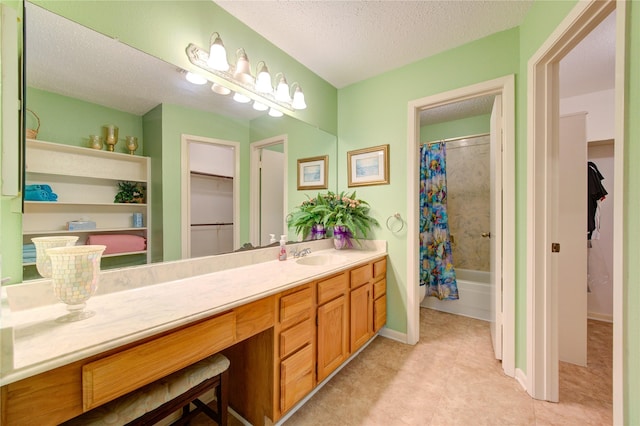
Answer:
[21,1,337,281]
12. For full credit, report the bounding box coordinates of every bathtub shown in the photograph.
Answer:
[420,268,492,322]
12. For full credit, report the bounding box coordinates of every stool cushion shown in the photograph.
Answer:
[63,353,230,425]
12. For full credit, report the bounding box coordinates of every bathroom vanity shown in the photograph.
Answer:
[0,240,387,425]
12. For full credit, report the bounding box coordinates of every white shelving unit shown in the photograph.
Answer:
[23,139,151,268]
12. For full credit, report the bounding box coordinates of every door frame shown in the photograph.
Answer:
[249,135,288,247]
[526,0,624,420]
[406,75,516,377]
[180,134,240,258]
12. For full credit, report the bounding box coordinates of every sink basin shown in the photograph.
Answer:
[295,254,347,266]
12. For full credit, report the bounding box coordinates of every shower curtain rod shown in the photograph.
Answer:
[422,132,490,147]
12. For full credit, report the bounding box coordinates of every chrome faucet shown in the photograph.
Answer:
[292,247,312,258]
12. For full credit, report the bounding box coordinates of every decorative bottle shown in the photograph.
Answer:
[279,235,287,261]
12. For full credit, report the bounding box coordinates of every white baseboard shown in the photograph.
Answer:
[515,368,528,392]
[378,326,408,343]
[587,311,613,323]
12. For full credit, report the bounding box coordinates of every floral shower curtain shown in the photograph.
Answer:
[419,142,458,300]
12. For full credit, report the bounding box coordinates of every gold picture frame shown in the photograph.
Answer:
[347,144,390,187]
[297,155,328,190]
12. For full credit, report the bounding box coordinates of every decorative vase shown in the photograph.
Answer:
[88,134,103,150]
[310,224,325,240]
[332,226,352,250]
[46,245,106,322]
[103,124,119,152]
[32,236,79,278]
[125,136,138,155]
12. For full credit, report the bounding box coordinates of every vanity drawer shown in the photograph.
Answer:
[279,286,313,327]
[280,318,313,359]
[280,343,314,413]
[374,294,387,332]
[373,278,386,299]
[373,257,387,280]
[350,264,372,289]
[317,272,348,305]
[82,311,236,411]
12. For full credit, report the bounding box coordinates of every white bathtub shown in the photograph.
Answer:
[420,268,491,322]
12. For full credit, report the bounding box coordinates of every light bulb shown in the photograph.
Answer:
[211,82,231,95]
[233,92,251,103]
[291,86,307,110]
[275,74,291,102]
[255,62,272,93]
[185,72,207,85]
[268,108,283,117]
[207,33,230,71]
[253,101,269,111]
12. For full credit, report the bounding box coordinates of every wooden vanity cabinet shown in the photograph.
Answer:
[316,272,349,382]
[350,263,373,353]
[275,284,315,416]
[373,257,387,332]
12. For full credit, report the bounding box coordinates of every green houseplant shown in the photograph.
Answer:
[287,191,379,248]
[114,181,145,204]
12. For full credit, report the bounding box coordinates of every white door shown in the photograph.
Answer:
[260,149,284,246]
[489,94,503,360]
[557,113,588,366]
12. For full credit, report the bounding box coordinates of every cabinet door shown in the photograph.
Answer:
[350,282,373,353]
[280,344,314,413]
[374,294,387,332]
[317,295,348,382]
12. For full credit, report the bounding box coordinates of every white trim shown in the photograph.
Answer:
[406,75,516,377]
[587,312,614,323]
[525,0,621,417]
[377,326,407,344]
[180,134,241,258]
[249,135,288,247]
[515,368,528,392]
[612,2,627,424]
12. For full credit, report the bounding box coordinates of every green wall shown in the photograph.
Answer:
[420,114,491,143]
[337,27,519,336]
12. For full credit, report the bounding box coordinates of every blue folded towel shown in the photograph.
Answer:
[23,256,36,263]
[25,184,53,193]
[25,188,58,202]
[23,243,36,250]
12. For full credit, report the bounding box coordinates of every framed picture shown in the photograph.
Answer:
[347,144,390,187]
[297,155,328,190]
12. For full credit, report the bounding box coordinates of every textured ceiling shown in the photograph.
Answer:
[215,1,534,89]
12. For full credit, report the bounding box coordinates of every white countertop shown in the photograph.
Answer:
[0,242,386,386]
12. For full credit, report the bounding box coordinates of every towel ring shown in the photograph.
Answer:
[386,212,404,233]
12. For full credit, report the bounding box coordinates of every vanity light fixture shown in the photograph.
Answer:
[255,61,273,94]
[211,82,231,95]
[233,48,254,84]
[207,32,229,71]
[291,83,307,110]
[185,71,207,85]
[274,73,292,103]
[185,33,308,115]
[268,107,283,117]
[233,92,251,103]
[253,101,269,111]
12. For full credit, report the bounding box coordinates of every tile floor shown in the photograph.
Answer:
[198,308,613,425]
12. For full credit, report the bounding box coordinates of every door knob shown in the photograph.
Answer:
[481,232,491,238]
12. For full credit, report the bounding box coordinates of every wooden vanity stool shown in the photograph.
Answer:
[62,353,230,426]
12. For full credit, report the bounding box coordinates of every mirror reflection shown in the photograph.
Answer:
[22,2,337,280]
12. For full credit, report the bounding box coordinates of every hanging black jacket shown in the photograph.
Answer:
[587,161,607,239]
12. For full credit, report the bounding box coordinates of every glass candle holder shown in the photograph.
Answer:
[88,135,103,150]
[103,124,119,152]
[32,236,79,278]
[47,245,106,322]
[125,136,138,155]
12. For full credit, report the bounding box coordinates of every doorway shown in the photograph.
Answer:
[407,75,516,377]
[250,135,288,247]
[180,134,240,259]
[526,0,623,420]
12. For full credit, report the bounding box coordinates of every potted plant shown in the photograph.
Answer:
[288,190,379,249]
[114,181,145,204]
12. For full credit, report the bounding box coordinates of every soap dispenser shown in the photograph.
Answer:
[278,235,287,261]
[269,234,276,244]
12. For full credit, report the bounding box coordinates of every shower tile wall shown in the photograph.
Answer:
[446,135,490,271]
